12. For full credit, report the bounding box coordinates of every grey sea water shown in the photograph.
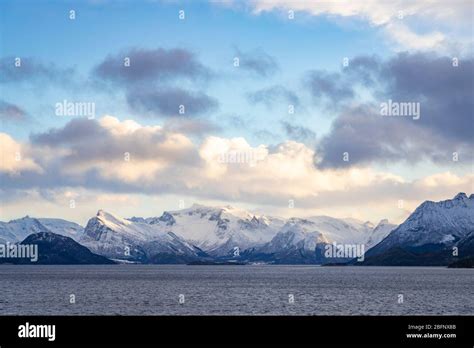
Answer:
[0,265,472,315]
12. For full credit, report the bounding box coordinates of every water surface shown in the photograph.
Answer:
[0,265,471,315]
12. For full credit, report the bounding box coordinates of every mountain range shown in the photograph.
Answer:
[361,193,474,266]
[0,193,472,266]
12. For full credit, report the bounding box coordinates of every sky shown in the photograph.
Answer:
[0,0,473,225]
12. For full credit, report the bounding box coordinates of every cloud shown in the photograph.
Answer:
[281,121,316,146]
[384,22,445,51]
[316,105,441,168]
[0,100,28,123]
[30,116,200,175]
[234,47,278,77]
[94,47,218,118]
[248,0,472,52]
[126,87,218,117]
[0,133,42,174]
[306,70,354,105]
[2,116,472,223]
[94,47,211,84]
[316,53,474,168]
[380,53,473,144]
[247,85,299,108]
[0,56,75,84]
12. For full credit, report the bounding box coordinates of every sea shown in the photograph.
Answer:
[0,265,472,315]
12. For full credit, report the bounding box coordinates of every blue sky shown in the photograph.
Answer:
[0,0,472,224]
[1,0,390,142]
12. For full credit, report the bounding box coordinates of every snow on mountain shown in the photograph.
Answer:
[37,218,84,241]
[81,209,206,262]
[0,204,400,264]
[370,193,473,254]
[82,204,394,261]
[0,217,46,243]
[145,204,286,256]
[365,219,396,249]
[305,216,375,244]
[84,210,156,242]
[0,216,83,243]
[258,218,330,254]
[256,215,386,256]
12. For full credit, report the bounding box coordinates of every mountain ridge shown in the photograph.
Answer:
[1,193,472,265]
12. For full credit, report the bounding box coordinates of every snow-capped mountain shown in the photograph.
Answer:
[370,193,473,252]
[81,210,207,263]
[143,204,286,257]
[248,218,328,264]
[140,205,390,259]
[121,205,394,264]
[259,218,330,254]
[8,194,471,265]
[302,216,379,244]
[36,218,84,241]
[242,216,393,264]
[365,219,396,249]
[1,204,397,264]
[363,193,474,265]
[0,216,83,243]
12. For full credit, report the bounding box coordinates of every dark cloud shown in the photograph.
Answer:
[31,118,106,146]
[0,100,28,123]
[235,48,278,77]
[306,70,354,104]
[2,116,208,196]
[30,117,201,166]
[0,56,75,84]
[93,47,218,118]
[342,55,382,87]
[94,48,210,84]
[281,121,316,146]
[247,85,300,108]
[381,53,474,144]
[316,105,444,168]
[126,88,218,116]
[316,53,474,168]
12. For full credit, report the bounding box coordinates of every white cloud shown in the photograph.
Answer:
[384,22,445,51]
[2,116,472,223]
[0,133,42,174]
[248,0,471,51]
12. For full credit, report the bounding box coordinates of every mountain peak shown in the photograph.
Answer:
[376,218,390,226]
[454,192,468,200]
[367,191,474,259]
[96,209,119,219]
[9,215,33,223]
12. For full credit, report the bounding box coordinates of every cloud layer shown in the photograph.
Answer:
[94,47,217,118]
[314,53,474,168]
[1,115,472,223]
[249,0,472,52]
